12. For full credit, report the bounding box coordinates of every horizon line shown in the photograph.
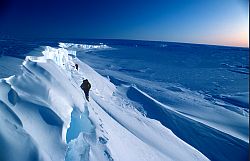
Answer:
[0,35,249,48]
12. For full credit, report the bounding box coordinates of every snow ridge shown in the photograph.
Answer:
[59,42,111,51]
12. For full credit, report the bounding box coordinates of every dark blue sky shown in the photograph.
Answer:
[0,0,248,47]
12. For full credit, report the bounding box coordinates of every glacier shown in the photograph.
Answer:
[0,40,248,161]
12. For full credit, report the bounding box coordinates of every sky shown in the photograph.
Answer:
[0,0,249,47]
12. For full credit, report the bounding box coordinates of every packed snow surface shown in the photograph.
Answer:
[0,40,248,161]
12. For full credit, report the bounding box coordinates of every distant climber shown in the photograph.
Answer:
[75,64,78,70]
[80,79,91,101]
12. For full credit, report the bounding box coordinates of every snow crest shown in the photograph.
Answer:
[59,42,111,51]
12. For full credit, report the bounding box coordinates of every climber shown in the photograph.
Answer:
[75,64,78,70]
[80,79,91,101]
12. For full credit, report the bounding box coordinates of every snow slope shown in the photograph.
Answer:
[0,44,210,161]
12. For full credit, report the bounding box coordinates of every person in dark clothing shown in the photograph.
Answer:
[75,64,78,70]
[80,79,91,101]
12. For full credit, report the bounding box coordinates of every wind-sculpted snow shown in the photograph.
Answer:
[0,41,248,161]
[126,86,248,161]
[0,47,86,160]
[218,92,249,109]
[0,43,210,161]
[59,42,111,51]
